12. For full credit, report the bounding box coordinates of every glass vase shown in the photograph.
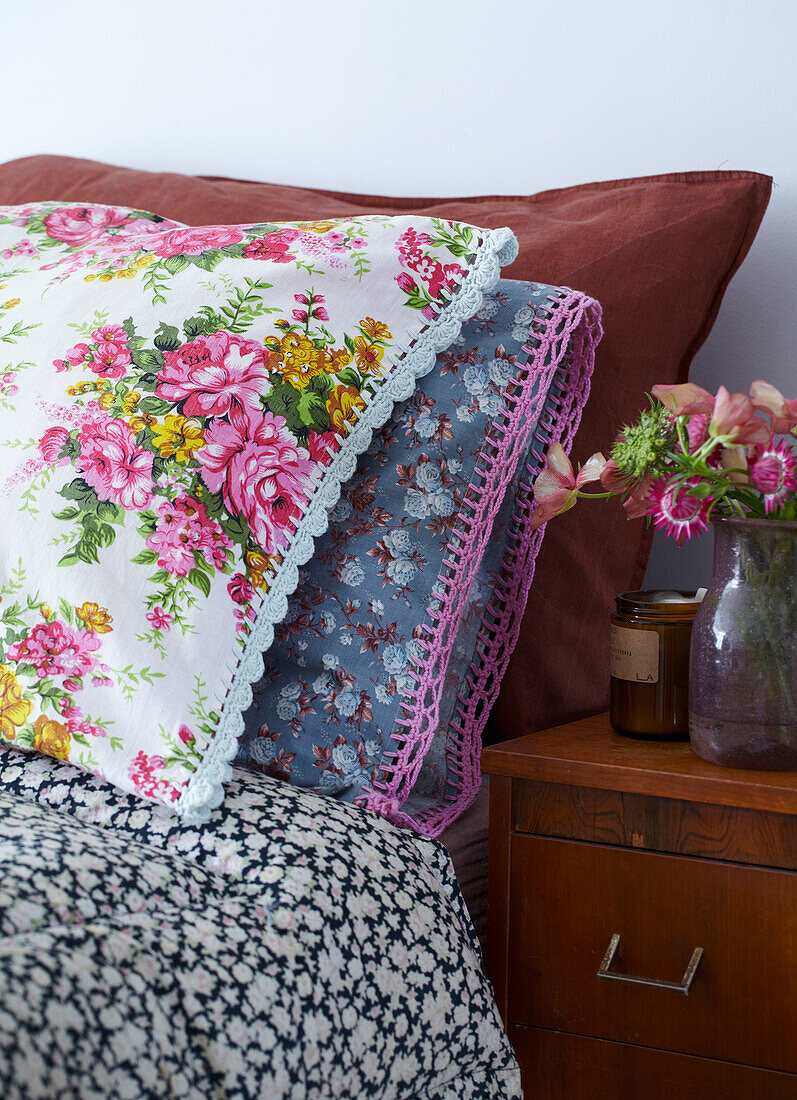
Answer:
[689,516,797,769]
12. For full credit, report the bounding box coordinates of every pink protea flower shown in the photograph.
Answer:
[749,380,797,436]
[197,406,315,555]
[178,725,194,744]
[710,385,771,445]
[151,225,244,257]
[156,330,271,418]
[76,415,154,510]
[529,442,607,530]
[647,477,712,544]
[43,205,130,246]
[750,439,797,513]
[7,620,100,680]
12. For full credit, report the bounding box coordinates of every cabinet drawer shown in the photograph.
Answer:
[508,834,797,1073]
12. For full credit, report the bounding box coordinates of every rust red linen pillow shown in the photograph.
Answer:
[0,157,771,740]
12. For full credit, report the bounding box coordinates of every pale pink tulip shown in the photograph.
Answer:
[529,443,606,529]
[652,383,715,417]
[710,385,771,444]
[749,380,797,435]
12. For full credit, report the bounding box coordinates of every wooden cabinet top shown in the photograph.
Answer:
[481,712,797,815]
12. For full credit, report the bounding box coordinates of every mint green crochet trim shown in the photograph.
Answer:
[177,226,519,821]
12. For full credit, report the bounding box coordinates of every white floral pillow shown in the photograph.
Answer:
[0,203,516,819]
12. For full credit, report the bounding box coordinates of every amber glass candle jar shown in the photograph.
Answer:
[610,590,702,740]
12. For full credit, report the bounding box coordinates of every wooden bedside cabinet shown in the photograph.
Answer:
[482,712,797,1099]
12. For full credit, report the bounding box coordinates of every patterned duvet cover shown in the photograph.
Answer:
[0,749,521,1099]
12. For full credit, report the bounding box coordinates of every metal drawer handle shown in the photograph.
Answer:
[597,933,704,996]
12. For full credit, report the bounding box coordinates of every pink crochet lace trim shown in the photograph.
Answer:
[364,288,602,835]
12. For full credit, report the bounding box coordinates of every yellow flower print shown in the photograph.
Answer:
[39,604,53,620]
[151,414,205,463]
[0,665,32,742]
[33,715,71,761]
[75,601,113,634]
[2,298,21,310]
[122,391,141,413]
[128,413,156,433]
[278,333,326,390]
[322,347,353,374]
[327,385,366,433]
[353,337,385,374]
[246,549,273,591]
[291,219,341,234]
[359,318,392,343]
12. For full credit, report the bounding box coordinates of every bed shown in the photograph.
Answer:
[0,157,771,1099]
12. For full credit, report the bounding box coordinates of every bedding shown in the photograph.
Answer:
[0,156,772,744]
[0,201,517,819]
[0,745,521,1099]
[236,278,600,835]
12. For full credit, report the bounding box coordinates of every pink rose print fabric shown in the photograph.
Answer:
[0,201,517,819]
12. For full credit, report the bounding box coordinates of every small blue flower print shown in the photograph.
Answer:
[280,682,302,700]
[330,498,352,522]
[404,488,430,518]
[387,557,417,586]
[334,691,358,717]
[478,392,504,416]
[383,529,414,556]
[406,638,426,664]
[430,490,455,516]
[463,364,489,396]
[276,698,300,721]
[322,653,340,670]
[340,559,365,586]
[513,305,536,326]
[414,414,438,439]
[369,598,385,615]
[383,644,407,674]
[416,461,443,490]
[250,737,277,765]
[456,405,476,423]
[313,673,332,694]
[332,743,360,772]
[321,611,336,634]
[488,357,513,388]
[476,296,499,320]
[375,684,391,705]
[365,738,380,757]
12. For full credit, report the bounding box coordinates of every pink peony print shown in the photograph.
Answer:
[7,620,100,680]
[198,406,315,555]
[77,415,154,510]
[38,425,70,463]
[128,751,181,803]
[90,338,131,381]
[242,228,300,263]
[43,205,131,247]
[145,494,232,577]
[151,225,244,257]
[156,330,271,418]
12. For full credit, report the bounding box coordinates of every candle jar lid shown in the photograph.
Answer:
[615,589,702,623]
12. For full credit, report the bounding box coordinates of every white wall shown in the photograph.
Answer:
[3,0,795,588]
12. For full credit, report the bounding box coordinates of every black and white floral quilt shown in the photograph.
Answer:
[0,748,521,1099]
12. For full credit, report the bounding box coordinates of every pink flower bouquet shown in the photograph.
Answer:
[530,380,797,541]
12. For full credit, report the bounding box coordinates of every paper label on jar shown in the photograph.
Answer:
[610,624,659,683]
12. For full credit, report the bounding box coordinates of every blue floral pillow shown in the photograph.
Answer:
[236,279,601,833]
